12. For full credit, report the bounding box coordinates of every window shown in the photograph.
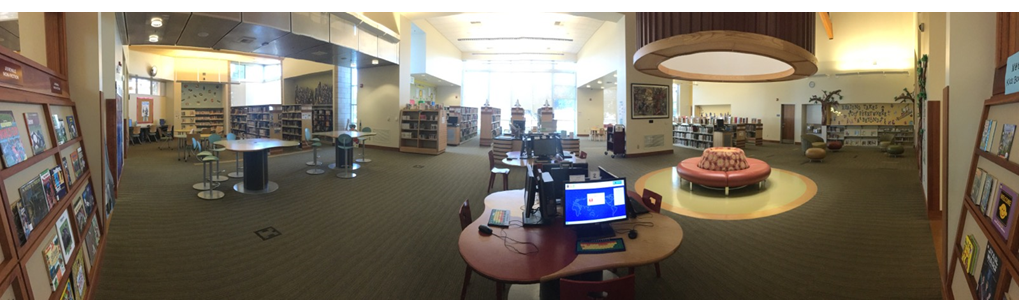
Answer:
[136,78,151,95]
[230,61,282,83]
[351,68,358,126]
[462,60,577,134]
[127,77,164,96]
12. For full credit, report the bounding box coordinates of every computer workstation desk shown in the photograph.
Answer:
[458,189,683,298]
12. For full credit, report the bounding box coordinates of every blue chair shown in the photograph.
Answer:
[207,134,228,182]
[336,134,356,179]
[356,127,373,163]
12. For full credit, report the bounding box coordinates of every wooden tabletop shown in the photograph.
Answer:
[214,139,299,152]
[313,130,378,138]
[501,151,584,168]
[458,190,683,284]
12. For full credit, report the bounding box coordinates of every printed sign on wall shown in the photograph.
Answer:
[1006,52,1018,95]
[829,103,913,126]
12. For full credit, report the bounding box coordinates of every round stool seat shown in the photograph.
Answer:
[196,151,213,157]
[805,148,826,162]
[827,140,843,151]
[811,142,826,149]
[202,156,219,162]
[879,141,891,152]
[887,144,905,157]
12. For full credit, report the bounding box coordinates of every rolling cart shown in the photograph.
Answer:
[605,125,626,158]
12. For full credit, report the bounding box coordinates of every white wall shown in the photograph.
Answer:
[945,14,996,299]
[436,86,461,107]
[576,18,625,87]
[623,13,673,154]
[577,87,604,134]
[18,12,47,66]
[357,65,401,148]
[126,50,175,81]
[413,19,463,85]
[677,80,693,117]
[282,58,333,79]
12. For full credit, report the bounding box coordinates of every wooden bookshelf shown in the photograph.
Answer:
[447,106,478,146]
[479,107,501,146]
[672,123,714,150]
[245,105,282,139]
[0,47,111,300]
[184,108,225,134]
[511,107,525,134]
[400,109,446,155]
[312,105,334,144]
[230,107,247,137]
[281,104,311,143]
[538,105,555,132]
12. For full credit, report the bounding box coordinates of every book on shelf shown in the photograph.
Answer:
[83,182,95,216]
[11,201,30,245]
[40,169,57,208]
[56,211,75,263]
[991,183,1016,240]
[979,174,997,214]
[985,177,1001,218]
[998,123,1015,159]
[76,147,86,173]
[59,281,72,300]
[62,157,72,185]
[43,235,66,291]
[52,114,67,145]
[72,251,86,300]
[971,168,987,203]
[70,151,82,177]
[66,116,78,139]
[967,235,980,275]
[976,242,1000,300]
[74,196,86,233]
[960,234,976,276]
[0,110,28,167]
[52,166,68,201]
[24,112,47,155]
[981,120,997,152]
[20,176,50,232]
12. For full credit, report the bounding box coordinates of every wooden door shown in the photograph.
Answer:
[781,104,795,143]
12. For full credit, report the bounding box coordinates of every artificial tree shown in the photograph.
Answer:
[809,89,844,125]
[895,54,928,147]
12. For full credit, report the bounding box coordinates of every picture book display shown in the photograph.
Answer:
[25,112,46,155]
[62,157,72,185]
[0,110,28,167]
[82,182,95,216]
[976,243,1000,300]
[999,123,1016,159]
[77,146,87,174]
[71,151,82,178]
[992,184,1016,239]
[52,114,67,145]
[56,211,75,263]
[11,201,30,245]
[980,175,998,215]
[66,115,78,139]
[43,235,66,291]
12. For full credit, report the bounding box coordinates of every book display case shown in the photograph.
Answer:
[479,107,501,146]
[281,105,311,143]
[186,108,225,133]
[179,110,196,132]
[312,105,334,144]
[827,125,914,147]
[399,109,446,155]
[246,105,282,139]
[948,92,1018,300]
[0,48,111,300]
[446,106,477,146]
[510,107,525,134]
[230,107,247,136]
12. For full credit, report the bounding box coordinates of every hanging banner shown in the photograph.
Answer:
[829,103,913,126]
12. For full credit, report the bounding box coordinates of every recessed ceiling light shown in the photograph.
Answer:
[372,59,379,65]
[150,17,163,28]
[197,32,209,37]
[148,35,159,43]
[613,74,617,77]
[586,85,590,88]
[470,21,481,25]
[597,80,602,84]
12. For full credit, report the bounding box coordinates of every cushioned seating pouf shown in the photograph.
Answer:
[879,141,891,152]
[811,142,826,149]
[827,140,843,152]
[678,157,729,187]
[726,158,771,187]
[805,148,826,162]
[887,144,905,157]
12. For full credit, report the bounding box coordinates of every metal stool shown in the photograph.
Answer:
[226,133,243,178]
[191,138,220,191]
[356,127,373,163]
[336,134,356,179]
[305,128,323,166]
[207,134,228,182]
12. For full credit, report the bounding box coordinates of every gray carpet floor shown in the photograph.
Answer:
[92,138,941,299]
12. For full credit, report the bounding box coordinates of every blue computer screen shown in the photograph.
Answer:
[563,179,628,225]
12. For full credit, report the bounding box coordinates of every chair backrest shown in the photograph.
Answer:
[304,128,312,141]
[201,127,210,134]
[208,134,221,143]
[362,127,372,133]
[191,138,201,152]
[488,150,496,169]
[337,134,353,148]
[226,133,237,141]
[458,200,472,230]
[189,128,196,134]
[559,274,635,300]
[579,151,588,159]
[642,189,663,213]
[132,126,141,134]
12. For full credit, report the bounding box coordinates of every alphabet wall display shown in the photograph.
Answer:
[828,103,913,126]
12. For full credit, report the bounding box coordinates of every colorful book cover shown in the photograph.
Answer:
[977,243,1000,300]
[72,251,86,300]
[65,116,78,139]
[40,169,57,208]
[968,235,981,275]
[62,157,73,185]
[971,169,987,203]
[11,201,29,245]
[52,166,68,200]
[70,151,81,178]
[992,184,1017,240]
[960,234,975,274]
[25,112,46,155]
[82,183,95,216]
[51,114,67,145]
[980,175,996,214]
[59,278,72,300]
[985,120,998,152]
[43,235,66,291]
[73,196,86,233]
[19,177,50,230]
[77,147,87,173]
[0,110,28,167]
[56,211,75,263]
[999,123,1016,159]
[83,225,97,264]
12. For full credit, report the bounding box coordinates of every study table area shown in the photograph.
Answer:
[459,169,683,299]
[313,130,377,170]
[215,138,299,194]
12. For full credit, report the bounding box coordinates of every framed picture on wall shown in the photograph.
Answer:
[137,97,152,124]
[631,83,670,119]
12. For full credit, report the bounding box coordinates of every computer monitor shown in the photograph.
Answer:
[598,166,618,180]
[523,165,555,226]
[532,138,560,159]
[563,178,628,239]
[547,167,588,202]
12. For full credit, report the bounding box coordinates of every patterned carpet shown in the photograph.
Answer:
[92,138,941,299]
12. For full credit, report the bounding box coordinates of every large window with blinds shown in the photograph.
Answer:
[462,60,577,134]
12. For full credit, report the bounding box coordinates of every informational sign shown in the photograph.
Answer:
[1006,52,1018,95]
[0,57,23,86]
[829,103,913,126]
[50,78,63,94]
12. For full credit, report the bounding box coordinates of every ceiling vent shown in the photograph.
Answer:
[237,36,256,44]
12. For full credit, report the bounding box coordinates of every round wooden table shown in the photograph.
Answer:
[215,139,299,194]
[459,189,683,299]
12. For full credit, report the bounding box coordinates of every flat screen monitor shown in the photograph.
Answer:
[598,166,618,180]
[547,167,588,201]
[532,138,560,158]
[563,178,627,239]
[523,165,553,226]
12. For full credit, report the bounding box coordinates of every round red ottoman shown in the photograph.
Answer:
[827,140,843,152]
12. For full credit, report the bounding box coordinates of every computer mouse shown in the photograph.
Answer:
[628,229,638,239]
[478,225,493,235]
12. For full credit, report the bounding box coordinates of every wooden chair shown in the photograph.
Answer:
[459,200,506,300]
[488,150,510,194]
[130,126,142,144]
[156,126,174,150]
[628,189,664,278]
[559,274,635,300]
[579,151,588,159]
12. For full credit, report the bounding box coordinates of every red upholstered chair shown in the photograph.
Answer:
[559,274,635,300]
[628,189,663,278]
[488,150,510,194]
[459,200,506,300]
[578,151,588,159]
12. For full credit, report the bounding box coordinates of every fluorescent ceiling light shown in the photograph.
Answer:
[371,59,379,65]
[150,17,163,28]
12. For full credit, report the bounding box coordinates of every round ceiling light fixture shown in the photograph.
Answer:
[148,34,159,43]
[371,59,379,65]
[150,17,163,28]
[633,13,818,83]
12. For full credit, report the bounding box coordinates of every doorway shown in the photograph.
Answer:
[781,104,795,143]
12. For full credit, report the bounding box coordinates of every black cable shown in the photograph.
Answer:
[491,224,539,255]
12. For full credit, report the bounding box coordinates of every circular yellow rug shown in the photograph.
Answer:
[634,167,816,220]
